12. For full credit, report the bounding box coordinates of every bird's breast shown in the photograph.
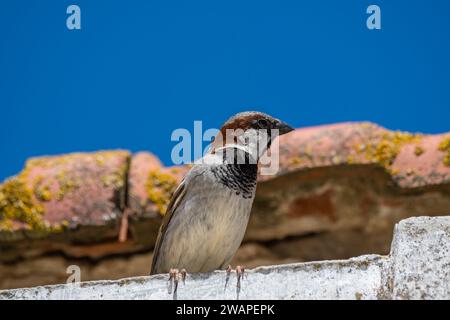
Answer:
[158,176,255,273]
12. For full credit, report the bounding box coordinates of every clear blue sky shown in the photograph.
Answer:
[1,0,449,181]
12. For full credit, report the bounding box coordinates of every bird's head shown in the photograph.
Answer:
[210,111,294,162]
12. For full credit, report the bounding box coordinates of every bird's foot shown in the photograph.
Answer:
[224,265,245,299]
[168,268,186,300]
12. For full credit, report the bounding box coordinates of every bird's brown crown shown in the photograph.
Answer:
[219,111,273,133]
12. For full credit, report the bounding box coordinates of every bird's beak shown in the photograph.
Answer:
[276,120,294,135]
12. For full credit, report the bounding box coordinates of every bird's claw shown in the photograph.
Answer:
[224,265,245,299]
[168,268,187,300]
[180,268,187,285]
[224,265,232,290]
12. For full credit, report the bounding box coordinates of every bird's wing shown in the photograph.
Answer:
[150,178,186,274]
[150,165,208,274]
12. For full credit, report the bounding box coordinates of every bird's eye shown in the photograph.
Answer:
[257,119,269,128]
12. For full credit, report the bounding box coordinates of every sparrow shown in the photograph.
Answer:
[149,111,293,296]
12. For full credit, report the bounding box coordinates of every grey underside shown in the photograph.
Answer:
[152,164,255,274]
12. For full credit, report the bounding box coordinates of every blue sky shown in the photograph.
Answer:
[1,0,449,180]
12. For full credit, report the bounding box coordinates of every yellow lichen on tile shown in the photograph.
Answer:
[101,162,128,189]
[35,184,52,202]
[438,136,450,167]
[33,176,53,202]
[145,169,179,215]
[355,131,422,172]
[289,156,304,166]
[0,178,45,231]
[55,169,77,201]
[414,146,425,156]
[0,150,130,234]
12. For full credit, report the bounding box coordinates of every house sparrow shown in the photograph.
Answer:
[150,111,293,296]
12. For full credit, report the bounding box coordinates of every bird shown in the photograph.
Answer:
[149,111,293,296]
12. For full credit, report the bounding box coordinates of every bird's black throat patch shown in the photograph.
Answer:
[211,148,258,199]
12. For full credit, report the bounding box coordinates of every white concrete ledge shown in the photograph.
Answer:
[1,216,449,300]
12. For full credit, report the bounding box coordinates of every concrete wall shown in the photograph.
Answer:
[1,216,449,300]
